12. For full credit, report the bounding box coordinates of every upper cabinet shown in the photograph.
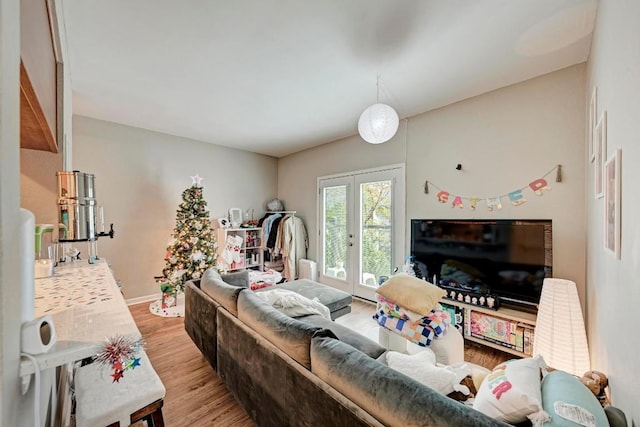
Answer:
[20,0,58,153]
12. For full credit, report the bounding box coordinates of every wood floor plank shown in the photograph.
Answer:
[129,297,513,426]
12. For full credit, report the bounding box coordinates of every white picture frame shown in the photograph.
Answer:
[604,149,621,259]
[588,86,597,162]
[228,208,242,228]
[594,110,607,199]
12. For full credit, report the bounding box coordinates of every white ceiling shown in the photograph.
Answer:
[63,0,597,158]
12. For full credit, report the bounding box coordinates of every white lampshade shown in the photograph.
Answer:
[533,278,591,376]
[358,103,399,144]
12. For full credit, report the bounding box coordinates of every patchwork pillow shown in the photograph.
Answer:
[540,370,609,427]
[473,355,549,424]
[376,274,446,316]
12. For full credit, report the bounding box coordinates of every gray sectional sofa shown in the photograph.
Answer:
[185,269,628,427]
[184,269,508,426]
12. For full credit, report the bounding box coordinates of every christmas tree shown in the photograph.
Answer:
[162,175,217,292]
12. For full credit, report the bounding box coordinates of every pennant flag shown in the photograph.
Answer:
[425,165,560,212]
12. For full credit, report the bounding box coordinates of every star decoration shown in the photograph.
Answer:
[131,358,141,368]
[111,370,124,383]
[190,174,204,185]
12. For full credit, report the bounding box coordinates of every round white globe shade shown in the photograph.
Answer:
[358,103,399,144]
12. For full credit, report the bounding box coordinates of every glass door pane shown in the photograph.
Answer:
[319,175,353,292]
[323,185,348,280]
[359,180,393,291]
[319,166,404,300]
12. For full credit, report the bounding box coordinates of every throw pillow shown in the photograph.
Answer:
[376,274,446,316]
[473,355,549,425]
[386,350,470,396]
[539,370,609,427]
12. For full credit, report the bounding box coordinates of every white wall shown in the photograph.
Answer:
[73,116,278,299]
[0,0,24,424]
[585,1,640,423]
[20,148,62,225]
[407,64,587,303]
[280,64,587,301]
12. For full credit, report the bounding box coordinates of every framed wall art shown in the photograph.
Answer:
[604,148,621,259]
[588,86,597,162]
[594,110,607,198]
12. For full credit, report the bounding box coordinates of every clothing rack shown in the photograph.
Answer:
[263,211,301,280]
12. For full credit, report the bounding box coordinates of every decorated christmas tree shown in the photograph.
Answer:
[162,175,217,293]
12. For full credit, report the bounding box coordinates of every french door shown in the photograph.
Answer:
[318,166,405,301]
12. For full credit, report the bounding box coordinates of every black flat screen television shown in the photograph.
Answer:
[410,219,552,308]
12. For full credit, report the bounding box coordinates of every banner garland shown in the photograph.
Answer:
[425,164,561,211]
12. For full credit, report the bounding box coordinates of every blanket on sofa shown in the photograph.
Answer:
[255,288,331,319]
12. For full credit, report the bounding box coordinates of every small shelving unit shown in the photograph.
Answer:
[215,227,264,273]
[441,299,537,358]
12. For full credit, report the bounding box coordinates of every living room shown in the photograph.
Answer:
[2,0,638,426]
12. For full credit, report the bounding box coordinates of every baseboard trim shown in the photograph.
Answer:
[126,293,161,306]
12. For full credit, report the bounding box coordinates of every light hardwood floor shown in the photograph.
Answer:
[129,298,511,426]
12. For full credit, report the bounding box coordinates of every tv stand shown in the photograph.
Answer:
[440,299,537,358]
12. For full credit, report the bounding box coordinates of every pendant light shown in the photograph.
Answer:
[358,77,399,144]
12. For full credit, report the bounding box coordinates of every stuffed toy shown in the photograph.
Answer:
[447,375,477,401]
[580,370,609,399]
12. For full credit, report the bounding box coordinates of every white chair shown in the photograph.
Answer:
[362,273,377,287]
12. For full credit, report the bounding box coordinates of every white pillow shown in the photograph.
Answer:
[386,350,469,395]
[473,355,549,424]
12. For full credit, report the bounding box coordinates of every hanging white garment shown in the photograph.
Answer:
[282,216,308,280]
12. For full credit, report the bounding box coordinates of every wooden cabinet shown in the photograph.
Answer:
[442,299,537,358]
[20,0,58,152]
[216,227,264,273]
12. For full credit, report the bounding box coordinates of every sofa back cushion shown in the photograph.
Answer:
[238,290,333,370]
[310,336,507,427]
[201,268,244,316]
[220,270,249,288]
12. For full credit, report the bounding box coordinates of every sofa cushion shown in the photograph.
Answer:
[301,314,386,359]
[237,290,334,370]
[540,370,609,427]
[376,274,446,316]
[220,270,249,288]
[474,356,547,424]
[310,336,507,427]
[200,268,244,316]
[270,279,352,314]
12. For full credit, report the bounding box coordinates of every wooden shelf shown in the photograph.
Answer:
[443,298,537,325]
[442,298,536,358]
[20,0,58,152]
[20,60,57,152]
[215,226,264,273]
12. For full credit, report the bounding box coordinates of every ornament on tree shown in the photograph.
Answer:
[161,176,218,293]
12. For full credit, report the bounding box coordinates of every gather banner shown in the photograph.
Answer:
[425,165,561,211]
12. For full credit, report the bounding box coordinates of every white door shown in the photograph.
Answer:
[319,166,404,301]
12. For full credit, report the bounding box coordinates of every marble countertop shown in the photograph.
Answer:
[20,260,141,376]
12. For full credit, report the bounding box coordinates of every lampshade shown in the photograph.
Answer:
[358,103,399,144]
[533,278,591,376]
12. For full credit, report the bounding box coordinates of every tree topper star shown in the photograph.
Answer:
[190,174,204,185]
